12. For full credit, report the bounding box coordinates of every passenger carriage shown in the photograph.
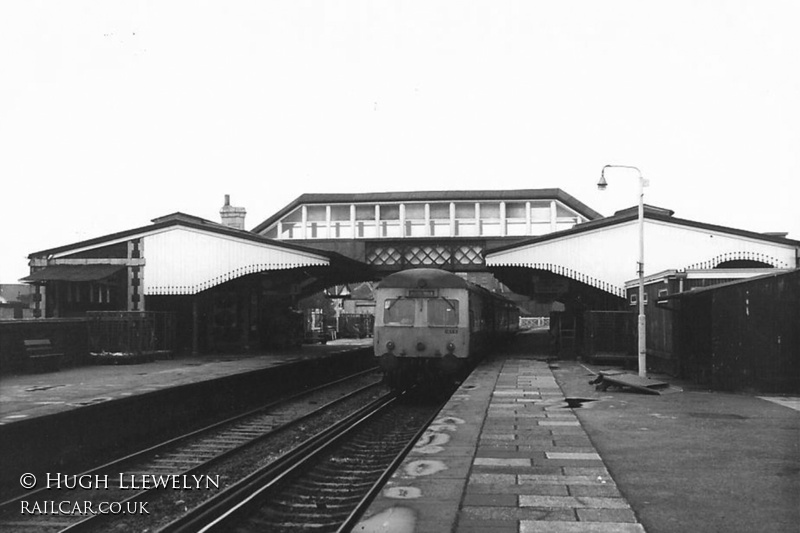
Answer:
[373,268,519,387]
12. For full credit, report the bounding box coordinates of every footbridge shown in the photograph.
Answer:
[252,191,799,304]
[252,189,600,273]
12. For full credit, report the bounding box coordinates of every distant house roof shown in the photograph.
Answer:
[348,282,374,300]
[251,189,603,234]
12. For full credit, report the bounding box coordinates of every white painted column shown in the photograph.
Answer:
[450,202,456,236]
[500,201,507,237]
[301,205,308,239]
[526,201,532,235]
[351,204,357,238]
[424,203,431,236]
[326,205,332,238]
[550,201,557,232]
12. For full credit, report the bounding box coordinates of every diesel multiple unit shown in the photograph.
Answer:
[373,268,519,387]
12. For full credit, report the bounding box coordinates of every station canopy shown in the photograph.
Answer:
[20,264,125,283]
[24,213,368,295]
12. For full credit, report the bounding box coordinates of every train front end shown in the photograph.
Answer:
[373,269,471,387]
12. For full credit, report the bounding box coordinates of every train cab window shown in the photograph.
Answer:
[383,298,415,325]
[427,298,459,327]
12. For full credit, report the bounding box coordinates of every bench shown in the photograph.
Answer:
[24,339,63,373]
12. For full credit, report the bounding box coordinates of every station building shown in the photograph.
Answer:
[12,189,800,388]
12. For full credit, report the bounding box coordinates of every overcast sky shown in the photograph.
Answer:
[2,1,798,284]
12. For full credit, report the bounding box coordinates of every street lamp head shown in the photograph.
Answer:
[598,165,610,190]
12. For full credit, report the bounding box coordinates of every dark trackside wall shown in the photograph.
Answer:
[673,270,799,393]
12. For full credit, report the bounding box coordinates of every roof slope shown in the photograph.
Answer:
[487,205,799,255]
[28,212,342,260]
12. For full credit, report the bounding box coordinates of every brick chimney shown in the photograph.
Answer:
[220,194,246,230]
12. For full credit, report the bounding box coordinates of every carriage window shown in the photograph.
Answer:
[383,298,415,325]
[427,299,459,327]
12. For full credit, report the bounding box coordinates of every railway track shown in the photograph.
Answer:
[0,368,385,533]
[161,388,451,533]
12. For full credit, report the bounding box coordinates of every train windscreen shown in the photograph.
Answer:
[383,298,415,325]
[427,298,459,326]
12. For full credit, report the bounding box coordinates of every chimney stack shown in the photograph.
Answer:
[220,194,247,230]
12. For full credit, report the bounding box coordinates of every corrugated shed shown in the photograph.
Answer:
[144,227,329,295]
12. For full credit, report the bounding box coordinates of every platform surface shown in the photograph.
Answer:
[0,338,371,424]
[356,332,800,533]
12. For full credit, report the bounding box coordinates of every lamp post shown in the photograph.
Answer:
[598,164,648,378]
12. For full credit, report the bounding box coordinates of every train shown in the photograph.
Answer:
[373,268,520,387]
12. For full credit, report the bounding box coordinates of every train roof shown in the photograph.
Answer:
[376,268,470,290]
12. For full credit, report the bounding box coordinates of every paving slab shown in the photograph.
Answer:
[355,334,644,533]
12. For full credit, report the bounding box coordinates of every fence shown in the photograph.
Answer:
[86,311,176,362]
[583,310,636,364]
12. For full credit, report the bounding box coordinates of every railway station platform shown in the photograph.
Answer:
[356,330,800,533]
[0,337,375,500]
[0,338,372,424]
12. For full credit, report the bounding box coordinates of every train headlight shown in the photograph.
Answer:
[386,341,395,351]
[446,342,456,353]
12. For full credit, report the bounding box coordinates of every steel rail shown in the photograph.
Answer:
[336,393,451,532]
[160,390,402,533]
[0,367,380,532]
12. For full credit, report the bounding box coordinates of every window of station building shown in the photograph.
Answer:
[307,206,327,238]
[479,202,501,236]
[530,201,550,222]
[355,205,377,238]
[427,298,459,326]
[330,205,351,238]
[404,203,426,237]
[629,293,648,305]
[281,208,302,239]
[555,204,580,230]
[379,205,401,237]
[530,201,552,235]
[429,203,451,236]
[383,298,415,325]
[506,202,527,236]
[454,203,477,236]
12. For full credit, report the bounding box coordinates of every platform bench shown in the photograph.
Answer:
[24,339,62,373]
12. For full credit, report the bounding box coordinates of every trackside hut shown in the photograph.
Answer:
[21,212,369,354]
[657,269,800,393]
